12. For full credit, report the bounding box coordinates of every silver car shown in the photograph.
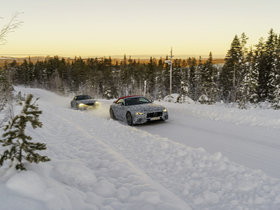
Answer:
[110,95,168,125]
[71,95,99,110]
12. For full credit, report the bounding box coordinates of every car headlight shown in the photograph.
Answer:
[163,108,168,112]
[78,103,87,108]
[136,112,144,115]
[95,101,100,105]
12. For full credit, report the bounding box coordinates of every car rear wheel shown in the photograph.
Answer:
[110,108,116,120]
[71,102,77,109]
[126,112,133,126]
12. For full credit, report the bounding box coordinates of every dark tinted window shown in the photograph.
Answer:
[76,95,92,100]
[125,97,151,106]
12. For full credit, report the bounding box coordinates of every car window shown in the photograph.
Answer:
[117,99,124,105]
[138,97,151,103]
[76,95,92,100]
[125,97,151,106]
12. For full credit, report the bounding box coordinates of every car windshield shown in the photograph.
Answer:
[125,97,151,106]
[76,95,92,100]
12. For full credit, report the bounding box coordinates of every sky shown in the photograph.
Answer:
[0,0,280,58]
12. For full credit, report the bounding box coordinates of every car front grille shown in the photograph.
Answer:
[86,102,95,106]
[147,112,163,118]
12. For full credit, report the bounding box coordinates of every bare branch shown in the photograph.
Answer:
[0,13,23,45]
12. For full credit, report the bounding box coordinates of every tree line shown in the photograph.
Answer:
[1,29,280,108]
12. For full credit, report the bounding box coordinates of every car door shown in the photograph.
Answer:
[114,99,125,120]
[118,99,127,121]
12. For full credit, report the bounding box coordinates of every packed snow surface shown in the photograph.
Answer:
[0,87,280,210]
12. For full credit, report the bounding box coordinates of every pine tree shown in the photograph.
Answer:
[145,57,157,98]
[220,35,243,102]
[0,71,13,113]
[0,70,14,127]
[187,57,196,100]
[265,29,277,102]
[255,29,277,102]
[272,34,280,108]
[0,94,50,170]
[238,48,258,108]
[199,52,218,104]
[163,56,171,96]
[236,34,258,108]
[172,59,182,94]
[156,58,165,100]
[194,56,203,101]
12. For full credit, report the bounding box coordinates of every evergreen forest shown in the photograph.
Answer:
[1,29,280,109]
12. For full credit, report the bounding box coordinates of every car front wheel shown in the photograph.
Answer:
[110,108,116,120]
[126,112,133,126]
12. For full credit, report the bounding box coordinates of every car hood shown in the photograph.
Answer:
[127,103,165,113]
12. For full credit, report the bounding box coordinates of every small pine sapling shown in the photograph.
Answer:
[0,94,50,170]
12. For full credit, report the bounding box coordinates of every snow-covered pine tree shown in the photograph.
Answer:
[146,57,157,98]
[236,34,257,108]
[157,58,165,100]
[0,71,13,112]
[265,29,278,102]
[256,29,277,102]
[0,94,50,170]
[163,55,171,96]
[238,48,258,108]
[177,62,189,103]
[199,52,218,104]
[187,57,196,100]
[220,35,243,103]
[194,56,203,101]
[177,80,189,103]
[0,70,14,127]
[272,34,280,109]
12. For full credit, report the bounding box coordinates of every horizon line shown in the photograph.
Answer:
[0,53,226,59]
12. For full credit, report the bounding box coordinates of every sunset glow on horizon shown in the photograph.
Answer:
[1,0,280,58]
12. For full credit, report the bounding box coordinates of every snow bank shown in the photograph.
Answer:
[163,94,195,104]
[158,100,280,129]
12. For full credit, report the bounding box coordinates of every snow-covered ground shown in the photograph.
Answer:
[139,100,280,179]
[0,87,280,210]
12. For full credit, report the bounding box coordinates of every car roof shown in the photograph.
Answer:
[115,95,142,103]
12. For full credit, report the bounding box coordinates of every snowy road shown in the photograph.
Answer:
[1,87,280,210]
[97,99,280,179]
[137,106,280,179]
